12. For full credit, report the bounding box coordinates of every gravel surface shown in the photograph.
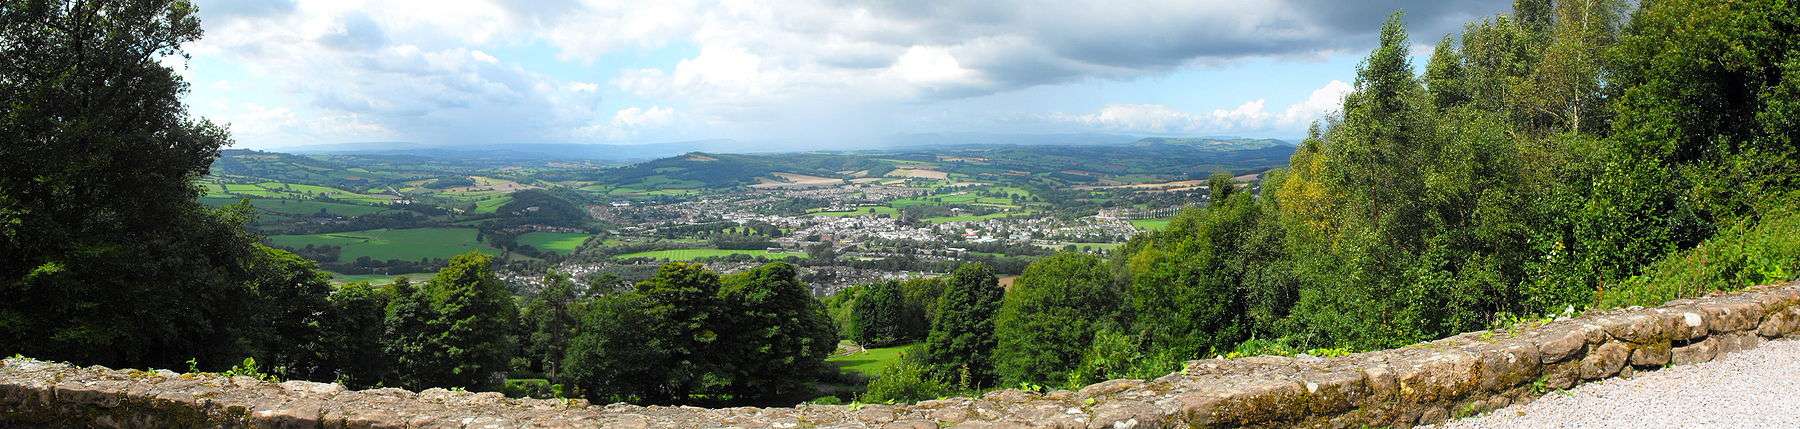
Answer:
[1438,338,1800,429]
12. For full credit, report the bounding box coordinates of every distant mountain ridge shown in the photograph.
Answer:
[266,134,1294,162]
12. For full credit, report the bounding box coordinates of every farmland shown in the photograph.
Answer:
[515,232,590,254]
[613,248,808,261]
[267,228,497,261]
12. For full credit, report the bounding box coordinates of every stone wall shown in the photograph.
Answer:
[4,281,1798,428]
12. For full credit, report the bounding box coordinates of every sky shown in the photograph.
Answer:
[176,0,1512,150]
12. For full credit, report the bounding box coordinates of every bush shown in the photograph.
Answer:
[1599,201,1800,308]
[502,378,564,399]
[858,347,952,403]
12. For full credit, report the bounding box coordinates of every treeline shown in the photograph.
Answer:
[823,0,1800,401]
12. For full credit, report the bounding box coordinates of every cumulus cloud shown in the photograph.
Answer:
[183,0,1499,146]
[1054,80,1351,135]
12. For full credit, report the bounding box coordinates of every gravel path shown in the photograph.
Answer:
[1437,338,1800,429]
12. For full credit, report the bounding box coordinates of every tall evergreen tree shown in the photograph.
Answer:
[423,252,519,391]
[382,277,449,390]
[924,263,1003,387]
[851,281,912,346]
[521,270,580,379]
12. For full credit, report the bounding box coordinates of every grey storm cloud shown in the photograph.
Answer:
[845,0,1509,92]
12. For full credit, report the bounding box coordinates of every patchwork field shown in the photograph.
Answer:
[200,197,391,217]
[268,227,496,261]
[613,248,807,261]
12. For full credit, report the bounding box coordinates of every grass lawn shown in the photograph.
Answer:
[1131,218,1172,231]
[613,248,807,261]
[516,232,590,254]
[268,227,497,261]
[810,206,900,217]
[828,343,913,377]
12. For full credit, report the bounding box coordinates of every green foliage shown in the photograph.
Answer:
[521,271,581,379]
[859,347,952,403]
[319,281,390,388]
[423,252,519,391]
[851,281,923,347]
[501,378,564,399]
[381,277,451,390]
[993,253,1119,386]
[560,291,669,403]
[923,263,1004,388]
[717,262,839,401]
[0,0,267,371]
[1601,201,1800,308]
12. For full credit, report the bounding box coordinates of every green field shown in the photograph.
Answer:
[201,196,390,217]
[516,232,590,254]
[828,343,912,377]
[268,228,496,261]
[1131,218,1172,231]
[328,272,425,285]
[472,195,512,214]
[810,206,900,217]
[614,248,807,261]
[208,181,394,204]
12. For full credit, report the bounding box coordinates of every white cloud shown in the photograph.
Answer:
[1278,80,1352,126]
[611,106,675,128]
[1054,79,1348,135]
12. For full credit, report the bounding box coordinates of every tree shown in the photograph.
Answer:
[717,262,838,401]
[382,277,449,390]
[423,252,519,391]
[993,253,1119,386]
[0,0,263,371]
[851,281,912,346]
[561,291,668,402]
[320,281,390,388]
[244,245,333,381]
[521,270,581,379]
[924,263,1003,388]
[628,262,726,403]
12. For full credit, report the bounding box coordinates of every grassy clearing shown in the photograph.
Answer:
[613,248,807,261]
[516,232,590,254]
[1130,218,1172,231]
[828,343,913,377]
[268,228,496,261]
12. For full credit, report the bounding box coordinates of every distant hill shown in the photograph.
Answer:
[1132,137,1292,150]
[592,152,887,190]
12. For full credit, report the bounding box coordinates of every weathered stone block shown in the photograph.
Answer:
[1671,338,1719,365]
[1628,342,1672,367]
[1531,324,1589,364]
[1578,341,1630,380]
[1541,360,1581,390]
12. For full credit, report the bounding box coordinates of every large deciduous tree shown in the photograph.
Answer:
[0,0,267,370]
